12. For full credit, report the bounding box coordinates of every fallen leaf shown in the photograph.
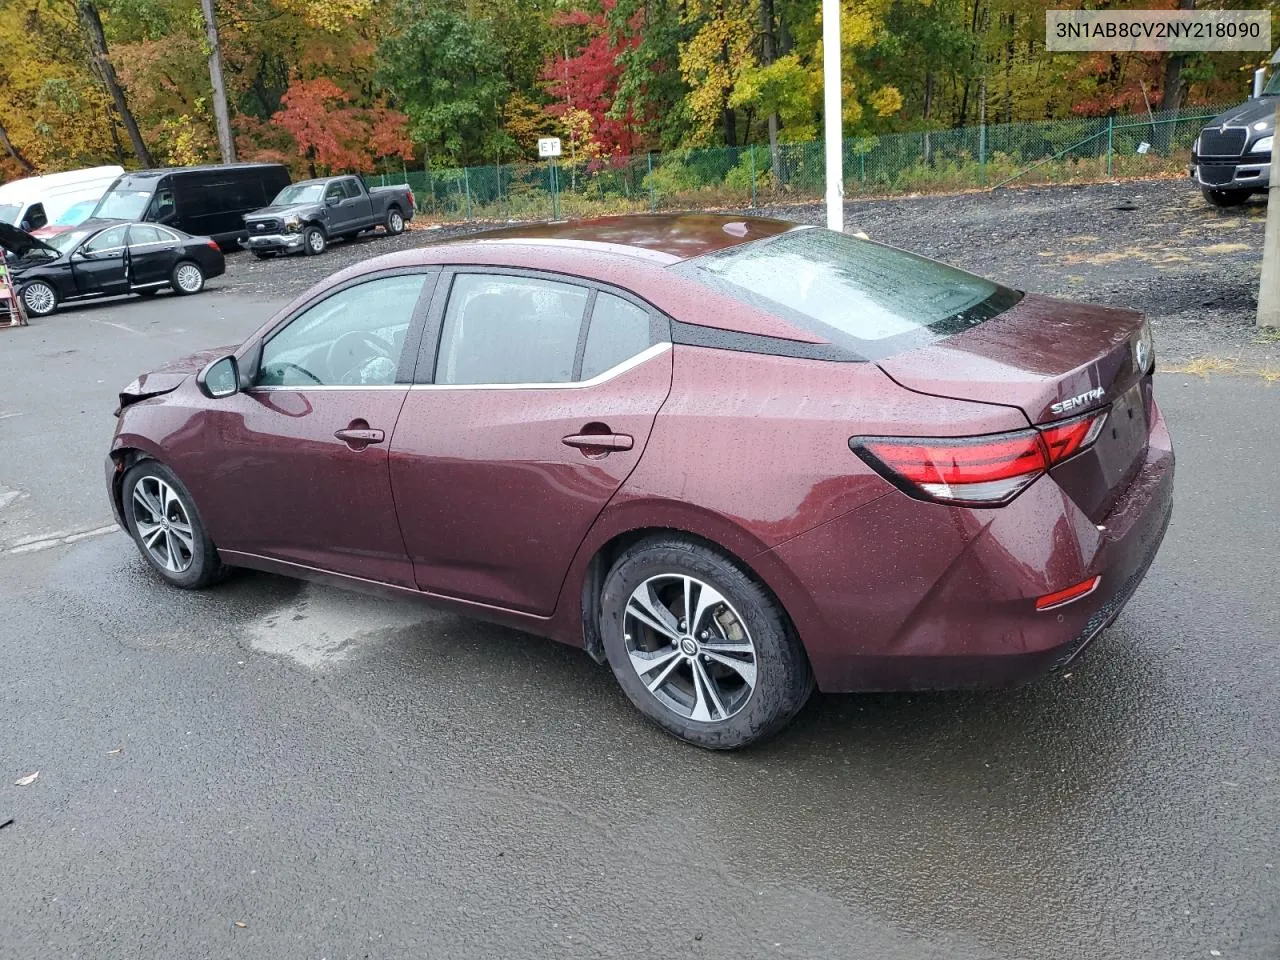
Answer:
[14,772,38,787]
[107,747,123,755]
[234,922,247,929]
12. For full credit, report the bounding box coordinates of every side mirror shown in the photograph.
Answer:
[1254,67,1267,99]
[197,355,240,399]
[325,195,340,207]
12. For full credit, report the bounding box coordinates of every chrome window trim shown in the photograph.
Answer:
[413,341,670,391]
[245,342,671,393]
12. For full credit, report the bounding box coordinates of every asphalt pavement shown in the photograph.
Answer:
[1,271,1278,960]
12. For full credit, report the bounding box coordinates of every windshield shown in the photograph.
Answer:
[93,182,154,220]
[43,229,93,253]
[53,200,97,227]
[1265,71,1280,96]
[0,204,21,225]
[674,228,1021,351]
[272,183,325,205]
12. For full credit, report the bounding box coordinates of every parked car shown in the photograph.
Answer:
[1191,47,1280,206]
[106,214,1173,749]
[88,164,291,247]
[0,220,225,317]
[242,175,414,258]
[32,199,100,238]
[0,165,123,232]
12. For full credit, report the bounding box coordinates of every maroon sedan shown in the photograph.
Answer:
[107,215,1173,749]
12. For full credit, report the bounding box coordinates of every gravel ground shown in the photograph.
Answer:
[217,178,1280,371]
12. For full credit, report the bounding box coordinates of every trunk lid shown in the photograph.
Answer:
[878,293,1153,520]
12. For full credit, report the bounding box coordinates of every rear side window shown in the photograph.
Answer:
[674,228,1021,349]
[341,179,363,199]
[435,274,589,385]
[127,225,163,246]
[581,293,652,379]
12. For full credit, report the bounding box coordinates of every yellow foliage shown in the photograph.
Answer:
[679,0,755,145]
[273,0,376,32]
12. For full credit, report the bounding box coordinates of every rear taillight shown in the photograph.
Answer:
[207,239,220,251]
[851,410,1108,507]
[408,189,416,210]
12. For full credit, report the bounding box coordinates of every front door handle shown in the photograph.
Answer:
[334,423,385,450]
[562,432,633,452]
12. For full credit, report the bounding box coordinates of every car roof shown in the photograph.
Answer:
[112,164,287,179]
[462,214,800,264]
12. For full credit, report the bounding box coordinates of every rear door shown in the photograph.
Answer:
[340,178,373,227]
[389,269,672,614]
[125,224,179,287]
[71,224,130,295]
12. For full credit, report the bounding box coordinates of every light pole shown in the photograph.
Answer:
[822,0,843,232]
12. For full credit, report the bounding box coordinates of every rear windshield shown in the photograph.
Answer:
[93,179,156,220]
[674,227,1021,353]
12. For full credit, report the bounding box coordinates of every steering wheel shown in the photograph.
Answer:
[269,362,324,385]
[325,331,395,384]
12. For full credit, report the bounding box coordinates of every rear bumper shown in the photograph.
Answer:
[769,403,1175,692]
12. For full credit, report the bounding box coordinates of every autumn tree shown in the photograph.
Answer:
[272,77,412,176]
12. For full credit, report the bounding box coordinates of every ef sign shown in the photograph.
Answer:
[538,137,562,158]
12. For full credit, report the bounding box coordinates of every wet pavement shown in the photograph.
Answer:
[1,277,1278,960]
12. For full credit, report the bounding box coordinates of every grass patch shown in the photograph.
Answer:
[1164,357,1239,377]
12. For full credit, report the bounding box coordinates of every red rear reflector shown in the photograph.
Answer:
[207,239,220,251]
[850,409,1108,507]
[1036,576,1101,611]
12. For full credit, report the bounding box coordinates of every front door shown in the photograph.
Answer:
[179,270,436,586]
[125,224,180,288]
[390,271,672,614]
[71,224,130,296]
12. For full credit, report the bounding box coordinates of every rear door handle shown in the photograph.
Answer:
[334,427,385,444]
[562,433,633,451]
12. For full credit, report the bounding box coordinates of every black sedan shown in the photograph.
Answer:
[0,220,225,317]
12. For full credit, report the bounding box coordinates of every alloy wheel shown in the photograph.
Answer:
[23,282,55,315]
[131,475,195,574]
[307,230,325,253]
[174,263,203,293]
[389,211,404,233]
[623,574,758,722]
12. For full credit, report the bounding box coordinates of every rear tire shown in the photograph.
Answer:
[1202,187,1252,208]
[304,225,327,255]
[599,536,813,750]
[170,261,204,295]
[385,207,405,235]
[122,460,227,589]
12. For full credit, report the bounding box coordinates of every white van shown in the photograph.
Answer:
[0,165,124,232]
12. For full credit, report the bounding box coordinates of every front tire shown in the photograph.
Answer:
[304,225,327,255]
[385,207,405,235]
[171,261,205,295]
[1202,187,1252,208]
[122,460,227,589]
[20,280,58,317]
[599,537,813,750]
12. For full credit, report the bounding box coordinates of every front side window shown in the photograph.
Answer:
[674,227,1020,351]
[82,225,128,254]
[324,182,344,203]
[257,274,427,387]
[435,274,589,385]
[147,187,175,220]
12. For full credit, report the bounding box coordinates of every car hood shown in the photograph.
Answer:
[118,345,238,411]
[246,205,307,218]
[1203,96,1280,130]
[0,220,60,258]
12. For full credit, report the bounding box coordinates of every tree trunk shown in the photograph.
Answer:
[0,118,35,173]
[1003,12,1014,124]
[1161,0,1195,120]
[923,71,934,165]
[200,0,236,163]
[77,0,153,167]
[760,0,781,181]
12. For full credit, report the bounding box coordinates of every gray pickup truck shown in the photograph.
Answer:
[242,175,414,257]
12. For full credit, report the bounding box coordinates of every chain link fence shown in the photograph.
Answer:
[373,104,1228,222]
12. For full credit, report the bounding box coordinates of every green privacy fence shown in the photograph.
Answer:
[373,104,1229,222]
